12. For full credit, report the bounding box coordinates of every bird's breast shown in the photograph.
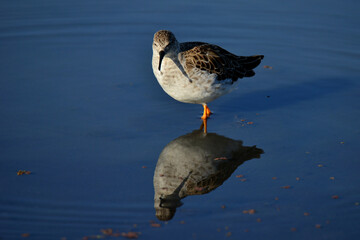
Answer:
[152,54,233,104]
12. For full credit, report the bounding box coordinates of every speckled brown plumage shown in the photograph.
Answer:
[181,43,264,82]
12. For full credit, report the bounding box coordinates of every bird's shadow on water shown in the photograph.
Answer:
[220,78,354,112]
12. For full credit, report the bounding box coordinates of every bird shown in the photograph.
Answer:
[153,128,264,221]
[152,30,264,131]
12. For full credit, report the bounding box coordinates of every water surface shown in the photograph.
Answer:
[1,0,359,239]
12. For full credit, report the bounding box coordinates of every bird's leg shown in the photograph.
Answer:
[201,104,212,120]
[206,106,212,117]
[199,121,204,131]
[202,118,208,134]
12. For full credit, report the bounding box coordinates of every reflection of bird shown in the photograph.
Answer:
[152,30,264,122]
[153,129,264,221]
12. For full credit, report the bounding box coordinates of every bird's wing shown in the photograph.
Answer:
[180,43,264,82]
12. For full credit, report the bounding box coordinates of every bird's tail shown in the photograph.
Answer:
[238,55,264,77]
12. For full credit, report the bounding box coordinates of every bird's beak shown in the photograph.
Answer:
[158,50,165,71]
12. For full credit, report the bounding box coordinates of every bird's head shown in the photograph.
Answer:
[153,30,179,71]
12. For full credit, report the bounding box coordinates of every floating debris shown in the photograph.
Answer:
[332,195,339,199]
[272,177,277,180]
[317,164,324,168]
[150,221,161,228]
[281,185,291,189]
[263,65,273,69]
[274,197,279,201]
[236,174,244,178]
[243,209,256,214]
[101,229,113,236]
[121,232,139,239]
[315,224,322,229]
[329,177,335,180]
[17,170,31,175]
[257,218,262,222]
[296,177,300,181]
[291,227,297,232]
[226,232,232,237]
[234,116,256,127]
[21,233,30,238]
[248,209,256,214]
[304,212,310,216]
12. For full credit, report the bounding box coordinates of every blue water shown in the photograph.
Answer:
[1,0,360,239]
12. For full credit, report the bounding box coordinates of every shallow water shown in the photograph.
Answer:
[1,0,360,239]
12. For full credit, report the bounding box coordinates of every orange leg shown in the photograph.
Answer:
[202,118,207,133]
[199,118,208,133]
[201,104,212,120]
